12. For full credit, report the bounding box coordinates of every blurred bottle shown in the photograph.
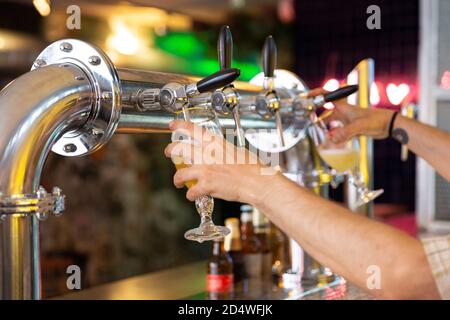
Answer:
[207,238,234,300]
[224,218,245,283]
[240,205,262,280]
[252,207,272,281]
[269,222,288,279]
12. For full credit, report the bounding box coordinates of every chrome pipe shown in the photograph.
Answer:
[116,68,276,133]
[116,112,276,134]
[0,64,94,299]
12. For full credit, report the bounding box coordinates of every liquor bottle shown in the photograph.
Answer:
[207,238,234,300]
[269,222,288,279]
[252,207,273,281]
[224,218,245,283]
[240,205,262,280]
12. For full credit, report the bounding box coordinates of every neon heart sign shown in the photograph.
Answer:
[386,83,410,105]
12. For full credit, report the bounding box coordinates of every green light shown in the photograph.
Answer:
[188,59,260,81]
[155,31,260,80]
[155,32,206,58]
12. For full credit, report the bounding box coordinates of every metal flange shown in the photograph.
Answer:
[246,69,309,153]
[31,39,122,157]
[0,186,65,221]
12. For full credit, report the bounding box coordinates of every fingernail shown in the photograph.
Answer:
[169,121,175,130]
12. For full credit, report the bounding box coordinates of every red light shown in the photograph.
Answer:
[386,83,410,105]
[441,71,450,89]
[370,82,381,106]
[323,79,340,91]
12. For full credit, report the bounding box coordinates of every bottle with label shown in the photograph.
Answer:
[252,207,273,281]
[240,205,262,280]
[224,218,245,283]
[207,238,234,300]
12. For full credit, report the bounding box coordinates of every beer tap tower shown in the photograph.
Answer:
[0,26,372,299]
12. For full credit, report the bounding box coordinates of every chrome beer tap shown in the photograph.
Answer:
[211,26,246,147]
[291,85,359,125]
[256,35,285,147]
[135,68,240,114]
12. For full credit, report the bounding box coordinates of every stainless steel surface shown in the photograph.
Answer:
[245,69,308,153]
[0,63,94,299]
[57,261,371,300]
[32,39,122,157]
[0,186,65,221]
[117,68,275,133]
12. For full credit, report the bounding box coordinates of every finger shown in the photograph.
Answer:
[164,141,203,163]
[186,182,209,201]
[328,123,360,143]
[173,167,201,188]
[307,88,329,98]
[322,103,357,125]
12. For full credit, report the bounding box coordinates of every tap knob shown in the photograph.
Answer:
[188,68,240,96]
[262,35,277,80]
[218,25,233,70]
[308,85,359,108]
[322,85,358,104]
[159,68,240,113]
[135,88,161,111]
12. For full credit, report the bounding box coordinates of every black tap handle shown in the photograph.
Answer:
[323,85,359,102]
[262,35,277,78]
[196,68,240,93]
[218,25,233,70]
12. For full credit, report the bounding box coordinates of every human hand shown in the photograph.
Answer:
[309,88,395,143]
[164,120,279,204]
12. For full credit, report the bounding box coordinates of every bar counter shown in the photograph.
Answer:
[57,262,372,300]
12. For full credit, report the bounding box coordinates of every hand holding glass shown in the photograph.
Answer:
[172,106,230,242]
[310,119,384,206]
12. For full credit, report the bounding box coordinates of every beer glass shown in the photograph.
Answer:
[172,106,230,242]
[309,119,384,207]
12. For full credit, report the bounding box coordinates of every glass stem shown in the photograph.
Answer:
[350,171,368,193]
[195,195,214,224]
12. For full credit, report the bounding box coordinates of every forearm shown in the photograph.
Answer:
[245,173,439,299]
[394,115,450,181]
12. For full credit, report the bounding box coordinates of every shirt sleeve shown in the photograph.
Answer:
[422,235,450,299]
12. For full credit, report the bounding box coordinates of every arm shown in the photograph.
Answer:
[250,173,439,299]
[393,116,450,181]
[165,120,440,299]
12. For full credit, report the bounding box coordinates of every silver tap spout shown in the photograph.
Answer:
[0,63,94,299]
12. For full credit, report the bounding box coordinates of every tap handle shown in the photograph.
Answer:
[196,68,240,93]
[262,35,277,78]
[323,85,358,103]
[218,25,233,70]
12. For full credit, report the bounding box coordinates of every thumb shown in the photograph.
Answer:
[328,124,359,144]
